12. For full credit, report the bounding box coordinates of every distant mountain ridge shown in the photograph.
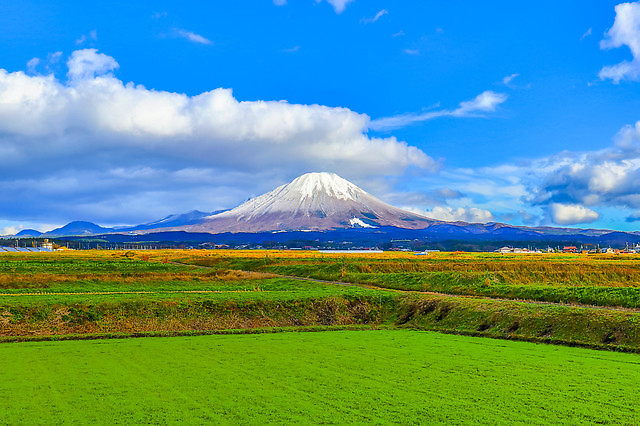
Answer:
[4,172,640,244]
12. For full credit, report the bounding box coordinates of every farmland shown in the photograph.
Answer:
[2,249,640,423]
[3,250,640,349]
[2,329,640,424]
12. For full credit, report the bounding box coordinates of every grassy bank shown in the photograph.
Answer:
[5,290,640,352]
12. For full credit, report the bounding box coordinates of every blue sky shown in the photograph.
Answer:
[2,1,640,233]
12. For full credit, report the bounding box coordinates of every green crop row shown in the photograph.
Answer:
[0,258,188,274]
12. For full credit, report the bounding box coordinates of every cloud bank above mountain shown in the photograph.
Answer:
[0,48,437,225]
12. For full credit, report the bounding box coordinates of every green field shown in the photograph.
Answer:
[1,330,638,424]
[4,250,640,423]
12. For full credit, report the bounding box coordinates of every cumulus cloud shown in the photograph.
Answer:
[549,203,599,225]
[403,49,419,56]
[599,1,640,82]
[414,206,495,223]
[427,113,640,227]
[362,9,388,24]
[369,90,507,131]
[66,48,119,81]
[581,27,593,40]
[174,29,212,45]
[531,150,640,211]
[0,49,435,225]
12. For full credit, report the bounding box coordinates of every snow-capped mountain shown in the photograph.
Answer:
[9,172,640,247]
[181,172,436,233]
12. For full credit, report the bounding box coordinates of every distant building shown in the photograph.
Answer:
[562,246,578,253]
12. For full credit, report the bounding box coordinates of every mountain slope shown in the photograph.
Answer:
[117,210,227,231]
[181,172,437,233]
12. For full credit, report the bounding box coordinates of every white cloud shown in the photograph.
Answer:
[425,116,640,227]
[48,51,62,64]
[392,30,405,37]
[362,9,388,24]
[174,29,212,45]
[66,48,119,81]
[614,119,640,149]
[273,0,287,5]
[26,58,39,74]
[284,45,301,53]
[502,73,518,85]
[0,221,58,236]
[627,211,640,222]
[370,90,507,131]
[453,91,507,116]
[599,2,640,82]
[549,203,599,225]
[403,49,419,55]
[409,206,495,223]
[581,27,592,40]
[1,226,21,236]
[0,49,436,225]
[75,30,97,46]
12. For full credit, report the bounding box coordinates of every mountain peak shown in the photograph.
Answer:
[283,172,364,202]
[185,172,435,232]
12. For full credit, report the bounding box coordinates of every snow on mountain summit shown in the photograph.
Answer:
[184,172,436,233]
[210,172,368,221]
[286,172,364,201]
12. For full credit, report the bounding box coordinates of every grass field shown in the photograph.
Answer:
[1,329,638,424]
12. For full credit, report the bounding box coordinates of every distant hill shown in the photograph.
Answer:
[42,221,115,237]
[15,229,43,237]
